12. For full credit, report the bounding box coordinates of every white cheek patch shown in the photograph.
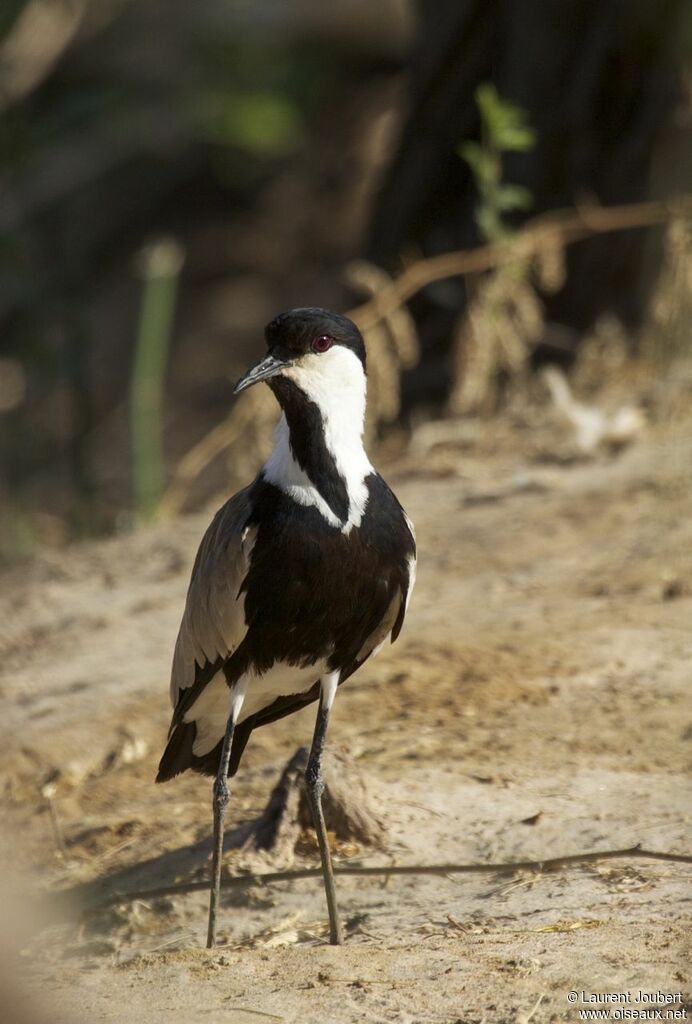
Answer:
[283,348,365,420]
[276,347,372,531]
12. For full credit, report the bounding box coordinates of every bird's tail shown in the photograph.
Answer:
[156,719,253,782]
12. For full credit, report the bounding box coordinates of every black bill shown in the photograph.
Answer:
[233,354,288,394]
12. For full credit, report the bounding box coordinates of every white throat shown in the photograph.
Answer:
[262,346,373,532]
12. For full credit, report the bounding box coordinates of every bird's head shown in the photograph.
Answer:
[233,308,367,414]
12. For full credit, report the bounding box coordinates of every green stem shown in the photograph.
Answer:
[130,240,183,521]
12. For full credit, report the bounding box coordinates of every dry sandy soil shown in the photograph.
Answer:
[1,370,691,1024]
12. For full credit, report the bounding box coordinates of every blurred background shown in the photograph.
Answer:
[2,6,692,1019]
[0,0,691,557]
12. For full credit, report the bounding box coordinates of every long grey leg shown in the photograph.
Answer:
[305,672,343,946]
[207,680,247,949]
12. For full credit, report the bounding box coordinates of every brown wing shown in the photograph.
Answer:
[169,485,255,708]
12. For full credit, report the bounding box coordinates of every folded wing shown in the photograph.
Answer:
[169,485,255,708]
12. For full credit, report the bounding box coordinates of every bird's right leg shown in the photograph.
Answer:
[305,671,343,945]
[207,678,247,949]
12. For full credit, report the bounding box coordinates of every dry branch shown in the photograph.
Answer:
[346,197,692,331]
[0,0,89,112]
[75,843,692,914]
[160,196,691,514]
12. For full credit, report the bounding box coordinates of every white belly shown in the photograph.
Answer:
[184,660,326,756]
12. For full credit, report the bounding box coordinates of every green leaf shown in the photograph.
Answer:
[474,83,536,151]
[495,184,533,212]
[457,82,536,241]
[476,205,507,244]
[495,124,536,151]
[458,140,483,172]
[457,140,495,187]
[475,83,501,126]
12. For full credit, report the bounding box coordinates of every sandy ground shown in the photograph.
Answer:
[1,375,691,1024]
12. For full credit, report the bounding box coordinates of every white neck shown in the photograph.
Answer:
[262,347,373,532]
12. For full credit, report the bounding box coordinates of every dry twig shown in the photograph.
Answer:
[74,843,692,914]
[345,198,692,331]
[517,993,545,1024]
[160,196,691,513]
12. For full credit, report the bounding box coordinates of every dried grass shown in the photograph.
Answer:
[641,214,692,363]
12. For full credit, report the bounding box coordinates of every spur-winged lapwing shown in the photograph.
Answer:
[157,308,416,947]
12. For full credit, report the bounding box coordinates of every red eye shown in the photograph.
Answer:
[311,335,333,354]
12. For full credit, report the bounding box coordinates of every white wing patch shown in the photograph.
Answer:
[185,659,326,756]
[404,553,417,613]
[356,587,403,662]
[403,510,417,614]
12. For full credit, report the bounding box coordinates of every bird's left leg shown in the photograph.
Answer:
[207,678,247,949]
[305,671,343,946]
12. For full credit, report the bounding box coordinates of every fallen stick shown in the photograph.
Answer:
[73,843,692,914]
